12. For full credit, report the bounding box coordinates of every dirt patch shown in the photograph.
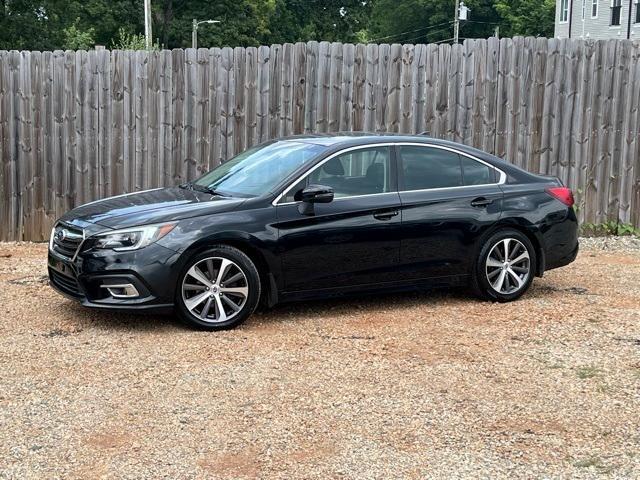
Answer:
[0,239,639,478]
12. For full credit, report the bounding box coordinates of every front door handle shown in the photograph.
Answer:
[470,197,493,208]
[373,209,399,221]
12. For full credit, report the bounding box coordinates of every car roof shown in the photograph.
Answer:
[280,133,490,154]
[281,132,433,147]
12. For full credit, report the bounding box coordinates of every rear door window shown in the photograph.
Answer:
[461,156,496,185]
[398,146,462,191]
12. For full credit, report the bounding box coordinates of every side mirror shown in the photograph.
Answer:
[300,184,334,204]
[297,184,334,215]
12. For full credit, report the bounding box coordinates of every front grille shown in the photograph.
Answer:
[50,223,84,259]
[49,269,82,297]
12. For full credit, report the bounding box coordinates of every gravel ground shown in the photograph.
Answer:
[0,239,639,479]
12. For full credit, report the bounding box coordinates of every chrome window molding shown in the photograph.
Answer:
[272,142,506,206]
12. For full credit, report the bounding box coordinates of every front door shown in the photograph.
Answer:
[274,146,403,292]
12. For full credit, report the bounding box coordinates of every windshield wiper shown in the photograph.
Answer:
[179,181,229,197]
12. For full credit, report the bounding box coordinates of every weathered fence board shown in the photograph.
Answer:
[1,37,640,240]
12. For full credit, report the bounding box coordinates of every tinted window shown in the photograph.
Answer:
[399,146,462,190]
[281,147,392,202]
[461,156,495,185]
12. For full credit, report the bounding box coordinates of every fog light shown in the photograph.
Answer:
[100,283,139,298]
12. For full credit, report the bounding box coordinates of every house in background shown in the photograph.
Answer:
[555,0,640,39]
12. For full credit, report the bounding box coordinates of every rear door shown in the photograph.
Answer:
[274,145,403,292]
[396,144,504,280]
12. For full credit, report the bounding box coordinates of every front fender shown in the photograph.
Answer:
[158,207,282,290]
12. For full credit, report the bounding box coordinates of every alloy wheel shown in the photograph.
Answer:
[485,238,531,295]
[181,257,249,323]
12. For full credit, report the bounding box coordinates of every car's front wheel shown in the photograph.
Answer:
[471,229,536,302]
[176,246,261,330]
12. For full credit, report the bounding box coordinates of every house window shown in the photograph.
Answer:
[611,0,622,25]
[592,0,598,17]
[636,0,640,23]
[561,0,570,22]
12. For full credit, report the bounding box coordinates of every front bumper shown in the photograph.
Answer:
[48,242,181,312]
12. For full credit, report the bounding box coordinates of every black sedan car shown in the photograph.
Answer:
[48,134,578,330]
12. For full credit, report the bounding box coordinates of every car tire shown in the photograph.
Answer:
[471,229,536,302]
[175,245,261,330]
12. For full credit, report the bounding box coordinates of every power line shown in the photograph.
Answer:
[434,37,456,44]
[433,36,474,44]
[463,20,502,25]
[400,27,454,45]
[368,21,454,43]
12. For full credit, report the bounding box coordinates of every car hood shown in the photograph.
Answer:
[59,187,247,230]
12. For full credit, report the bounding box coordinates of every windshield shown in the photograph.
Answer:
[194,141,326,197]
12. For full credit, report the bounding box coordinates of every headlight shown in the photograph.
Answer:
[92,222,177,251]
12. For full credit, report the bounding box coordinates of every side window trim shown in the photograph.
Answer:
[274,142,505,205]
[274,144,398,205]
[396,143,505,193]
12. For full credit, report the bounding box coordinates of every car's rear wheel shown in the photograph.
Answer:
[471,229,536,302]
[176,246,261,330]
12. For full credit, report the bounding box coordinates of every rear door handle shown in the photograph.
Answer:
[373,209,399,221]
[470,197,493,208]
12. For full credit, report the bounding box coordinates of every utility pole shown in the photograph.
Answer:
[192,19,221,49]
[453,1,469,44]
[192,19,198,49]
[453,0,460,44]
[144,0,152,49]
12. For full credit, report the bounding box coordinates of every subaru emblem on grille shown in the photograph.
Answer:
[55,229,67,242]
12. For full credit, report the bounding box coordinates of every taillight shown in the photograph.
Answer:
[545,187,574,207]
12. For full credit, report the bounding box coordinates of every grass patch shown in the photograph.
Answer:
[576,366,601,379]
[573,456,615,474]
[580,221,640,237]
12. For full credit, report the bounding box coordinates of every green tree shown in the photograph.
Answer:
[111,26,158,50]
[0,0,64,50]
[266,0,372,44]
[64,0,143,46]
[494,0,555,37]
[368,0,500,44]
[154,0,277,48]
[62,18,96,50]
[0,0,141,50]
[0,0,558,52]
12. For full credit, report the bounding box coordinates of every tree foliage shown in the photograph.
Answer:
[63,18,96,50]
[111,27,159,50]
[0,0,556,51]
[495,0,556,38]
[267,0,372,44]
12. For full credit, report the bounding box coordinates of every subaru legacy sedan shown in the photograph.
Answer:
[48,134,578,330]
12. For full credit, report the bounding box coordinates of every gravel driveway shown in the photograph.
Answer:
[0,239,639,479]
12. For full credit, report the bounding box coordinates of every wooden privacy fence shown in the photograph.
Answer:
[1,37,639,241]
